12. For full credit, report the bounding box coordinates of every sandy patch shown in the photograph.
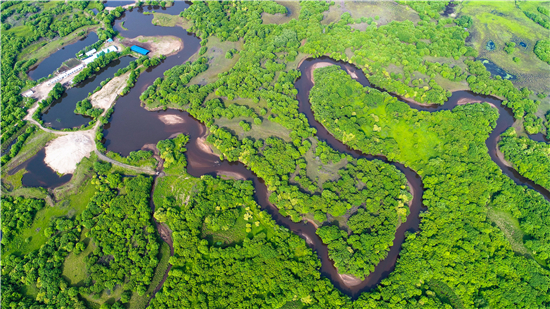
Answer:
[122,35,183,58]
[345,67,358,79]
[90,71,130,109]
[44,133,94,174]
[196,137,213,154]
[29,72,76,103]
[301,233,314,246]
[305,218,319,229]
[309,62,335,85]
[496,142,513,168]
[159,114,184,125]
[339,274,363,286]
[218,171,246,181]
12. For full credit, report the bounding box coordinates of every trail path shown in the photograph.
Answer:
[23,100,156,175]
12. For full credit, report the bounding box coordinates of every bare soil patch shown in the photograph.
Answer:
[90,71,130,110]
[158,114,185,125]
[309,62,335,85]
[339,274,363,286]
[196,137,213,155]
[44,133,95,174]
[218,171,246,181]
[121,35,183,58]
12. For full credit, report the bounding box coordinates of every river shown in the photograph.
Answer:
[13,3,550,300]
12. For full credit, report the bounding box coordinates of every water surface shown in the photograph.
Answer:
[41,56,134,129]
[28,32,98,81]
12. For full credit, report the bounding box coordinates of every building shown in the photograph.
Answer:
[131,45,150,55]
[82,46,118,64]
[85,49,96,56]
[22,90,34,97]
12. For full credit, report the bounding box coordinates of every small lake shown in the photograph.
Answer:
[11,149,72,188]
[28,32,99,81]
[41,56,134,130]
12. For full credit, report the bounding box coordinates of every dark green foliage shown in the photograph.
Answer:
[150,175,347,308]
[466,60,542,134]
[504,42,516,54]
[74,98,104,119]
[316,159,410,279]
[93,160,112,174]
[157,133,190,169]
[398,0,449,20]
[73,52,120,84]
[523,10,550,29]
[534,39,550,64]
[82,174,159,296]
[456,15,473,28]
[308,65,550,307]
[1,196,45,244]
[499,128,550,190]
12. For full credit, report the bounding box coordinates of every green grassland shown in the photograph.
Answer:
[214,116,292,142]
[459,1,550,97]
[261,1,301,25]
[152,12,193,29]
[2,129,56,177]
[62,235,95,286]
[188,36,243,86]
[19,25,98,64]
[2,179,96,257]
[302,138,348,188]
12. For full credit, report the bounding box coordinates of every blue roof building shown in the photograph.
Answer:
[131,45,150,55]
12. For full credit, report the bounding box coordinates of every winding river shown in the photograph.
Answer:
[14,2,549,300]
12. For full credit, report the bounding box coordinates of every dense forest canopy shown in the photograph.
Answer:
[1,1,549,309]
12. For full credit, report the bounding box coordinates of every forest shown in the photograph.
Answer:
[1,1,550,309]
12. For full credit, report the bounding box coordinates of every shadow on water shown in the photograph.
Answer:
[41,56,134,130]
[28,32,99,81]
[10,149,72,189]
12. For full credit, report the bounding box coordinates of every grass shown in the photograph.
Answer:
[2,179,96,257]
[261,1,301,25]
[215,116,292,143]
[487,208,532,257]
[202,207,249,246]
[19,25,97,62]
[81,285,125,309]
[188,36,243,86]
[2,168,26,191]
[53,153,96,201]
[153,174,199,206]
[303,138,348,188]
[152,12,192,29]
[459,1,550,94]
[5,186,50,201]
[2,129,56,175]
[62,236,95,286]
[345,1,420,26]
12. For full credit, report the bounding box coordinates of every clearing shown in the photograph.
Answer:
[90,71,131,110]
[44,133,95,174]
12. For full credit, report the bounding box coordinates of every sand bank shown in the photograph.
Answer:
[44,133,94,174]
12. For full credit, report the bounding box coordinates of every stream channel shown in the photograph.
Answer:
[15,2,550,299]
